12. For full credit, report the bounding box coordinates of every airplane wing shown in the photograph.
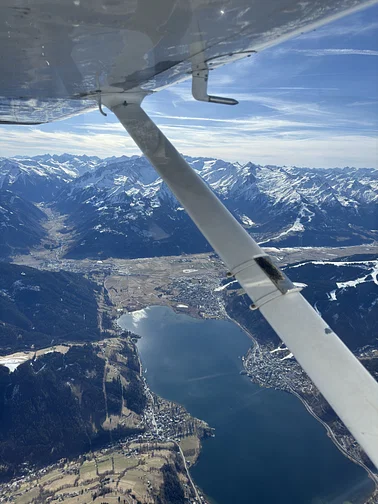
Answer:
[0,0,377,123]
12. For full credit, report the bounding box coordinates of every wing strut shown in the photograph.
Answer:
[103,96,378,470]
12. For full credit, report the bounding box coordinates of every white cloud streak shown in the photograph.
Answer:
[292,48,378,57]
[299,20,378,40]
[0,127,138,158]
[149,112,328,131]
[0,122,376,169]
[164,87,336,118]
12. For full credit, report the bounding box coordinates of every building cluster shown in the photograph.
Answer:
[169,275,225,319]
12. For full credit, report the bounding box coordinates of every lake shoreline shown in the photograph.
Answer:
[129,302,378,493]
[225,311,378,498]
[119,305,374,504]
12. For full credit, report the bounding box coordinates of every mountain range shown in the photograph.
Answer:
[1,153,378,259]
[0,154,102,202]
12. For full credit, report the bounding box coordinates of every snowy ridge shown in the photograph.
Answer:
[51,154,378,257]
[0,154,102,202]
[62,155,378,214]
[2,153,378,258]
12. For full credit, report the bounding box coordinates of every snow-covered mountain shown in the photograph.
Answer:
[54,155,378,259]
[1,153,377,259]
[199,160,378,245]
[57,156,210,259]
[0,154,102,202]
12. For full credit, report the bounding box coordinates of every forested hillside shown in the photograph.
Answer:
[0,263,102,354]
[0,340,145,480]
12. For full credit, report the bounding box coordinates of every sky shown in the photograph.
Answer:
[1,3,378,168]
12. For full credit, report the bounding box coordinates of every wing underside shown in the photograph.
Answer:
[0,0,376,123]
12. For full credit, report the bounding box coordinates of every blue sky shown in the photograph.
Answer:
[1,3,377,168]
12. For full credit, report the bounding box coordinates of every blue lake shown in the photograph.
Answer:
[118,305,374,504]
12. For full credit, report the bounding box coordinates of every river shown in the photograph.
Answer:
[118,305,374,504]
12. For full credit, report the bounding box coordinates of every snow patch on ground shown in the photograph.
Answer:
[372,263,378,285]
[270,343,288,354]
[291,259,378,292]
[328,290,337,301]
[291,259,377,269]
[336,276,370,289]
[271,343,294,361]
[118,309,148,331]
[241,215,255,227]
[0,355,29,372]
[314,301,322,316]
[281,352,294,361]
[214,280,238,292]
[280,217,305,235]
[259,216,305,244]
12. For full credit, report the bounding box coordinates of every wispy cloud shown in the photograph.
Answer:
[164,86,194,104]
[150,112,327,131]
[76,123,125,132]
[263,87,339,91]
[291,48,378,57]
[0,121,376,169]
[299,20,378,40]
[0,127,138,158]
[347,99,378,107]
[164,86,335,118]
[230,93,334,118]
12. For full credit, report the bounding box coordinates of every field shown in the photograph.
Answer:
[103,253,223,314]
[179,435,201,465]
[5,440,196,504]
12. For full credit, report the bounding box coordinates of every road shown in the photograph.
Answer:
[169,438,201,502]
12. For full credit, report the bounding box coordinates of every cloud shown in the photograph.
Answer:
[291,48,378,57]
[76,123,125,132]
[209,73,236,87]
[0,119,376,169]
[164,86,194,104]
[263,87,339,91]
[164,86,336,118]
[0,126,138,158]
[230,93,334,118]
[149,112,328,131]
[347,100,378,107]
[299,20,378,40]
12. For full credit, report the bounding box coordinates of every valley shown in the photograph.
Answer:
[1,153,378,503]
[10,207,378,493]
[2,154,378,262]
[11,200,378,319]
